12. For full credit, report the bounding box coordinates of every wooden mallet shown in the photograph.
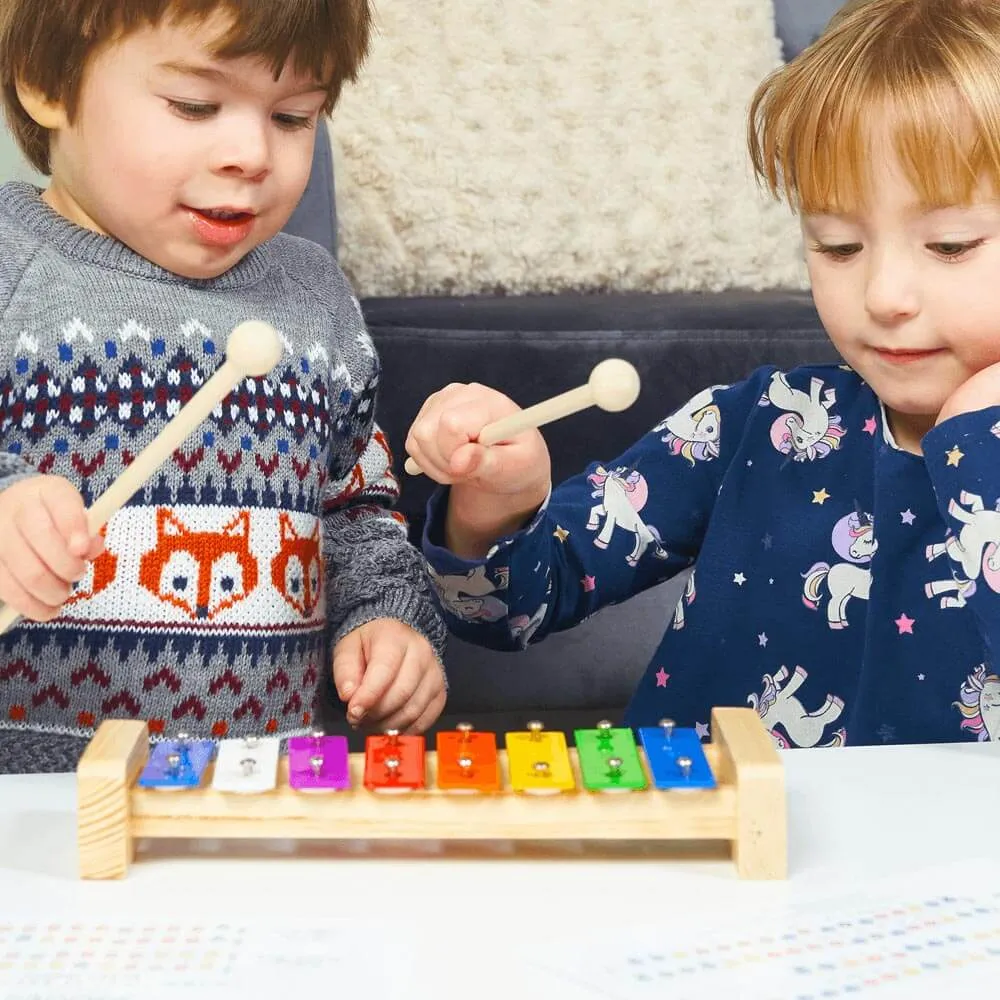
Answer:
[0,320,284,636]
[404,357,641,476]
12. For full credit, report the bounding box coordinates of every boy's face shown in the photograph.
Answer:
[40,11,328,279]
[801,145,1000,452]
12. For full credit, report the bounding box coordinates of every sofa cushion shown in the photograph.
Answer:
[772,0,845,59]
[365,289,837,542]
[282,123,337,255]
[328,1,805,298]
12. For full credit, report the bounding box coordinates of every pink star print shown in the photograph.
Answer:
[581,575,596,592]
[863,416,877,435]
[895,613,915,634]
[655,668,669,687]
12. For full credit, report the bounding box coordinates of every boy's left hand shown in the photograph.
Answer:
[938,361,1000,425]
[332,618,446,733]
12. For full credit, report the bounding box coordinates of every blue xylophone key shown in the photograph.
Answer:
[138,732,215,789]
[638,718,716,790]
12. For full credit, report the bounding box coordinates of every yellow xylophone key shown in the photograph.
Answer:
[505,720,575,794]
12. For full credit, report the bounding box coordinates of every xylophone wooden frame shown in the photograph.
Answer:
[76,706,787,881]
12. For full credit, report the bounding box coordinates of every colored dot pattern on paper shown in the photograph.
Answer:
[0,918,401,998]
[0,921,242,996]
[601,891,1000,997]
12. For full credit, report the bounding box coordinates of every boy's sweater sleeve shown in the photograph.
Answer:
[320,315,447,663]
[924,405,1000,666]
[422,371,771,651]
[0,451,39,494]
[0,215,44,494]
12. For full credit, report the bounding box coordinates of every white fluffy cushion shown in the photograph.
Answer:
[329,0,808,297]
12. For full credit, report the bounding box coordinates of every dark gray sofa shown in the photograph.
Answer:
[358,294,837,739]
[297,2,845,745]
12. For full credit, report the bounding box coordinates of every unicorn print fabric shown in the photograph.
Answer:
[423,363,1000,747]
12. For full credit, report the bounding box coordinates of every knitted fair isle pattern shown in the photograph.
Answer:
[0,182,445,767]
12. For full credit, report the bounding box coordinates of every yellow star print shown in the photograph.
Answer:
[553,526,570,542]
[812,488,830,505]
[946,446,964,467]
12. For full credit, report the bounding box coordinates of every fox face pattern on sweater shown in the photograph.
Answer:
[271,513,323,619]
[139,509,259,622]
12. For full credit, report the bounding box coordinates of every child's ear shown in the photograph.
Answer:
[14,81,68,130]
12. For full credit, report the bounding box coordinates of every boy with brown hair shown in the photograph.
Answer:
[0,0,447,773]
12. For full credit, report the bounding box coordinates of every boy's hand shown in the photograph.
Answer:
[332,618,446,733]
[937,362,1000,426]
[0,475,103,622]
[405,382,552,556]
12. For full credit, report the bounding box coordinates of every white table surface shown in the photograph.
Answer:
[1,740,999,998]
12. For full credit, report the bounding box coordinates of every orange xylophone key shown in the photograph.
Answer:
[363,729,426,793]
[436,722,500,793]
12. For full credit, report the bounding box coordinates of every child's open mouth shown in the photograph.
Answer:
[186,206,256,248]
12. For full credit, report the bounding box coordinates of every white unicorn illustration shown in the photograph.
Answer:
[802,510,877,629]
[671,570,696,629]
[762,371,845,461]
[509,602,548,648]
[655,385,726,465]
[925,491,1000,609]
[426,564,508,622]
[747,665,847,748]
[954,664,1000,742]
[586,466,668,567]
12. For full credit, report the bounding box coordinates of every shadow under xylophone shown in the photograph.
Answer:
[76,707,786,881]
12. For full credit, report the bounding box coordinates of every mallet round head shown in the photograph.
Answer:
[588,358,641,412]
[225,320,284,376]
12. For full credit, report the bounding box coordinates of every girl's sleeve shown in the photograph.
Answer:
[924,405,1000,660]
[421,368,775,651]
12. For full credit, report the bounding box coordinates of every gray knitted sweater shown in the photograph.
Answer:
[0,182,445,772]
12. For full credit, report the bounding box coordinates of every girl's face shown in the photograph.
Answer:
[802,149,1000,454]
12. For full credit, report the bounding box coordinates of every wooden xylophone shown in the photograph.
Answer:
[76,706,786,881]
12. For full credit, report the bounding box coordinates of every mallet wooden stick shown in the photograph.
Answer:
[0,320,283,636]
[404,357,641,476]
